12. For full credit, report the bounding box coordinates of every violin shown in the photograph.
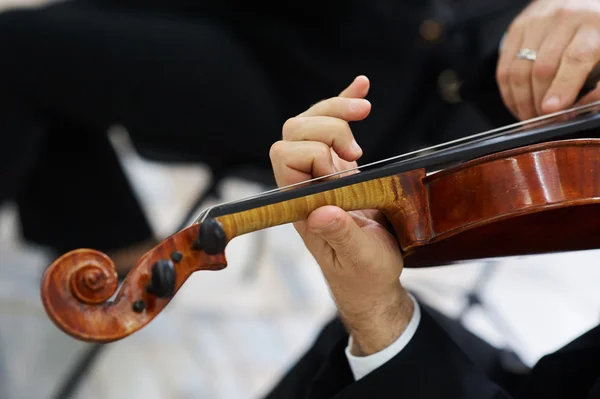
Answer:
[40,101,600,343]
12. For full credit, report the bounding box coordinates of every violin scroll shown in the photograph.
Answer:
[63,249,119,305]
[40,221,229,343]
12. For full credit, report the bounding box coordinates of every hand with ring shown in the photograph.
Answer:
[497,0,600,120]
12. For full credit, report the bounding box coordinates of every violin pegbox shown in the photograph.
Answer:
[40,220,229,343]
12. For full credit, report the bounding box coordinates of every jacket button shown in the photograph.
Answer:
[438,69,462,104]
[420,19,443,42]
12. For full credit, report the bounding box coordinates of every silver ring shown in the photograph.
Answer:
[516,48,537,61]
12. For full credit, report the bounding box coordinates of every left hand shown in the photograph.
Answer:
[497,0,600,120]
[270,76,414,356]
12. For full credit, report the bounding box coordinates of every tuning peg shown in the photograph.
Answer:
[194,218,227,254]
[146,259,176,298]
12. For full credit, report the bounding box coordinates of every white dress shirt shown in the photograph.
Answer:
[344,294,421,380]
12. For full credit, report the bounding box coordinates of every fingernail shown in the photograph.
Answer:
[351,139,362,154]
[544,95,560,109]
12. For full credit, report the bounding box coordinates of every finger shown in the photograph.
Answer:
[306,206,374,269]
[532,23,579,115]
[339,75,370,98]
[298,75,370,118]
[510,12,554,119]
[298,96,372,120]
[282,116,362,161]
[507,14,551,120]
[270,140,337,187]
[497,21,524,117]
[510,38,545,120]
[542,25,600,114]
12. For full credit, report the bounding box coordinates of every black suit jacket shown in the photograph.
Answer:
[265,306,600,398]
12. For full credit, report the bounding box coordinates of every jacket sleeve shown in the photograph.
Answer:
[345,294,422,380]
[304,308,513,399]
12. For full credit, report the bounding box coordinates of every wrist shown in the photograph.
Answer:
[341,285,414,356]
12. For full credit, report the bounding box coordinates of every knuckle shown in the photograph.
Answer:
[282,117,300,139]
[533,61,557,81]
[269,140,285,161]
[316,142,331,158]
[564,46,596,64]
[310,143,336,176]
[314,98,333,115]
[553,6,573,20]
[332,118,353,140]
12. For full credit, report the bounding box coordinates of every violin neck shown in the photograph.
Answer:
[214,175,396,239]
[214,169,430,243]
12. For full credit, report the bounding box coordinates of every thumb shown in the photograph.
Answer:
[307,206,370,266]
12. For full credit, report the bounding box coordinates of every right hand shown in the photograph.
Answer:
[269,76,414,356]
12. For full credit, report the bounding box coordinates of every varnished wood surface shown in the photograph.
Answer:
[405,139,600,266]
[41,225,227,343]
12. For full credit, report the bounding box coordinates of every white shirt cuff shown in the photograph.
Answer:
[344,293,421,381]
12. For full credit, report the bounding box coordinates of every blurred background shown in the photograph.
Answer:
[2,0,600,398]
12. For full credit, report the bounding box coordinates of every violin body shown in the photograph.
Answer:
[40,138,600,343]
[396,138,600,267]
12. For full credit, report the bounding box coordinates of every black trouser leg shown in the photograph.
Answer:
[0,4,285,166]
[0,2,286,253]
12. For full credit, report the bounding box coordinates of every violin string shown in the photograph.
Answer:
[193,100,600,224]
